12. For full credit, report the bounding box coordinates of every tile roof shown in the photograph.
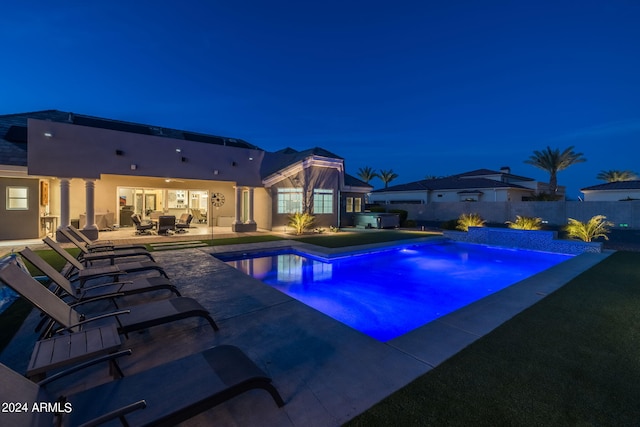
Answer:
[581,180,640,191]
[0,110,262,167]
[344,173,371,188]
[261,147,344,179]
[372,176,531,193]
[454,168,533,182]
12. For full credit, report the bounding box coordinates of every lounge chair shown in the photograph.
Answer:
[0,345,283,427]
[58,228,156,265]
[66,225,148,252]
[43,237,168,286]
[20,247,180,303]
[0,260,218,339]
[132,213,155,235]
[175,213,193,233]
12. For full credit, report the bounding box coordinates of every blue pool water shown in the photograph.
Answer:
[220,242,573,341]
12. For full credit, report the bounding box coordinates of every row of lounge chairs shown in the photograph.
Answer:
[0,226,284,426]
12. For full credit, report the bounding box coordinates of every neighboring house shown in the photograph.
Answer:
[581,181,640,201]
[369,167,563,204]
[0,110,371,241]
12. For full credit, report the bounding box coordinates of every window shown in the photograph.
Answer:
[7,187,28,210]
[277,188,303,214]
[346,197,362,213]
[313,189,333,214]
[354,197,362,212]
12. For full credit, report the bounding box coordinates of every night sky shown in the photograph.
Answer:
[2,1,639,198]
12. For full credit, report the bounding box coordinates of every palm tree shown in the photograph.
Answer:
[379,169,399,188]
[524,146,586,196]
[596,170,638,182]
[357,166,379,184]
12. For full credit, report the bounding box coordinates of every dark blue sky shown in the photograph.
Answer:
[2,1,639,197]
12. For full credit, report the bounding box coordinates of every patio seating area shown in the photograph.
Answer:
[0,231,609,426]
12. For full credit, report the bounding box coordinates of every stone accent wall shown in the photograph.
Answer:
[443,227,602,254]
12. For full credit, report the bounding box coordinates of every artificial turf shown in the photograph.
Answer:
[346,251,640,426]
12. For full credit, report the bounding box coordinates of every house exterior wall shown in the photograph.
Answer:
[268,166,341,229]
[27,119,264,186]
[582,190,640,201]
[379,201,640,229]
[0,177,40,239]
[339,191,366,227]
[370,188,533,204]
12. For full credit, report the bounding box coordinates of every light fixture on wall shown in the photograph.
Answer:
[130,164,137,170]
[44,132,53,138]
[181,156,187,163]
[175,148,182,153]
[115,149,124,156]
[213,170,219,175]
[231,161,237,167]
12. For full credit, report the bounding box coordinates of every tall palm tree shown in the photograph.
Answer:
[357,166,379,184]
[524,146,586,196]
[596,170,638,182]
[379,169,399,188]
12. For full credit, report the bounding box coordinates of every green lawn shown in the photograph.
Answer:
[347,251,640,426]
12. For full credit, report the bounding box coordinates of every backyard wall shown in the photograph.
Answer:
[381,201,640,229]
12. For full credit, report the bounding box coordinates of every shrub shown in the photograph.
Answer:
[288,212,315,235]
[506,215,543,230]
[440,219,459,230]
[564,215,613,242]
[527,192,559,201]
[388,209,408,225]
[404,219,417,228]
[456,213,486,232]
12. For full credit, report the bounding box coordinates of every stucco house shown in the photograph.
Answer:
[0,110,371,241]
[369,167,563,205]
[581,181,640,201]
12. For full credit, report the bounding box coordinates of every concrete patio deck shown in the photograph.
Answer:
[0,233,611,426]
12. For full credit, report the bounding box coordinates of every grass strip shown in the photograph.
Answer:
[346,251,640,426]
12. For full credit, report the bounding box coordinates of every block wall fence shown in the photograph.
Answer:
[380,201,640,229]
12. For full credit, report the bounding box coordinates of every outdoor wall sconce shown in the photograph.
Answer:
[175,148,182,153]
[213,170,219,175]
[44,132,53,138]
[115,149,124,156]
[130,164,137,170]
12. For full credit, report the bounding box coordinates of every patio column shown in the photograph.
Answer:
[82,179,99,240]
[56,178,70,242]
[233,186,242,225]
[246,187,255,224]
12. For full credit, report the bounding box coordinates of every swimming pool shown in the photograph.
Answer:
[219,241,573,341]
